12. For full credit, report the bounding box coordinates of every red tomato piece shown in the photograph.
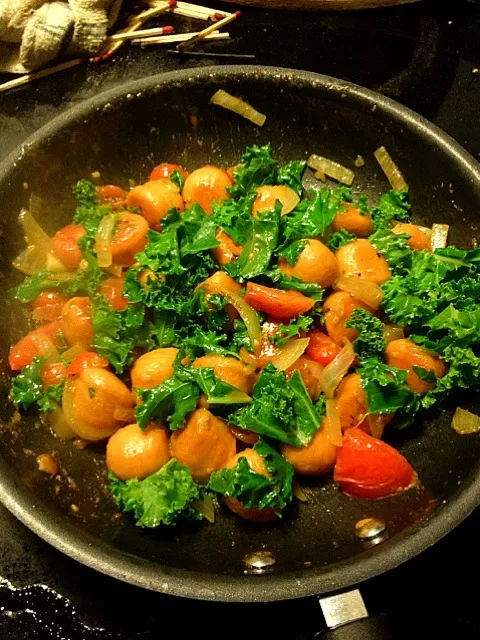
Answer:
[32,290,68,324]
[67,352,110,376]
[96,185,128,209]
[244,282,314,319]
[41,362,68,387]
[306,329,342,367]
[9,321,62,371]
[99,277,128,311]
[149,163,188,182]
[334,429,417,499]
[51,224,86,270]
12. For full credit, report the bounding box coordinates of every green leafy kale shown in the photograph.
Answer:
[371,190,411,230]
[280,185,352,248]
[229,144,278,200]
[369,227,412,274]
[10,357,64,412]
[91,296,154,373]
[109,459,203,528]
[211,196,252,245]
[229,364,322,447]
[277,160,306,196]
[266,269,324,299]
[170,169,185,191]
[326,229,356,250]
[346,309,386,362]
[225,206,280,279]
[135,364,251,430]
[358,358,419,422]
[270,315,313,348]
[208,439,294,512]
[277,239,306,266]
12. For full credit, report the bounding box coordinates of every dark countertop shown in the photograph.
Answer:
[1,1,480,638]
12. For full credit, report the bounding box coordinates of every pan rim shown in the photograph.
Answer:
[1,65,479,602]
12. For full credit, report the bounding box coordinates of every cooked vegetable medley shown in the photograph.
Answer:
[9,143,480,528]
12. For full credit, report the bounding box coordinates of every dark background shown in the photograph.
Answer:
[0,0,479,637]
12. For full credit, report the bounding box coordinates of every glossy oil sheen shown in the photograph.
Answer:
[0,67,479,602]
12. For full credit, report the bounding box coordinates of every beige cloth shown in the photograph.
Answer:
[0,0,122,73]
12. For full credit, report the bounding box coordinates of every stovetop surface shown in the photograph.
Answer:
[0,1,479,638]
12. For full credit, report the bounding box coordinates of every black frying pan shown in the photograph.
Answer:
[0,66,479,635]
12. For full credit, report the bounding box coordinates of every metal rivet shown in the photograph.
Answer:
[243,551,276,574]
[355,517,387,540]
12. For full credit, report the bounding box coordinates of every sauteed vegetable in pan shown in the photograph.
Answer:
[9,143,480,529]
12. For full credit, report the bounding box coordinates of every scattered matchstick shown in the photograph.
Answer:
[168,49,255,60]
[0,58,84,94]
[176,10,240,50]
[107,25,175,42]
[132,31,229,46]
[134,0,176,22]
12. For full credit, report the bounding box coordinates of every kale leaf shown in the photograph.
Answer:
[346,308,386,362]
[371,190,411,230]
[10,357,64,412]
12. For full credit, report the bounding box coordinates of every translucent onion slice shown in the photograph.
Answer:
[307,154,355,186]
[334,275,384,310]
[320,340,355,399]
[61,342,87,363]
[431,223,449,251]
[210,89,266,127]
[374,146,408,192]
[192,497,216,524]
[30,333,59,363]
[452,407,480,434]
[203,286,262,355]
[383,324,404,344]
[324,399,343,446]
[44,405,76,440]
[292,478,308,502]
[46,253,66,273]
[270,338,310,371]
[12,245,46,275]
[95,213,116,268]
[18,209,51,254]
[239,347,257,365]
[314,169,326,182]
[367,414,386,439]
[280,190,300,216]
[106,263,123,278]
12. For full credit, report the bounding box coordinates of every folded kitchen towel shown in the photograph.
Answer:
[0,0,122,73]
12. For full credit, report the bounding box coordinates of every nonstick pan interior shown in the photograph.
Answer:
[0,67,480,602]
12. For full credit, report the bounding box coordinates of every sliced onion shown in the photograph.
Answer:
[292,478,308,502]
[61,342,87,363]
[383,324,404,344]
[374,146,408,192]
[279,189,300,216]
[203,286,262,355]
[367,414,386,439]
[113,407,136,423]
[95,213,116,268]
[334,275,384,310]
[239,347,257,365]
[431,223,449,251]
[46,253,66,273]
[30,333,59,363]
[270,338,310,371]
[44,405,76,440]
[106,263,123,277]
[210,89,266,127]
[12,245,47,275]
[307,154,355,186]
[324,399,343,446]
[451,407,480,434]
[314,169,326,182]
[28,194,45,217]
[229,425,259,445]
[18,209,51,254]
[192,497,216,524]
[320,340,355,399]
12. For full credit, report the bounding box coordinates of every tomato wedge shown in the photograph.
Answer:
[67,352,110,376]
[99,277,128,311]
[9,321,62,371]
[51,224,86,269]
[110,212,149,267]
[306,329,342,366]
[334,428,417,499]
[96,185,127,209]
[245,282,314,319]
[32,290,68,324]
[149,163,188,182]
[41,362,67,387]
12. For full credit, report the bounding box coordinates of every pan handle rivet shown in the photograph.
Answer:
[355,517,387,540]
[243,551,276,573]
